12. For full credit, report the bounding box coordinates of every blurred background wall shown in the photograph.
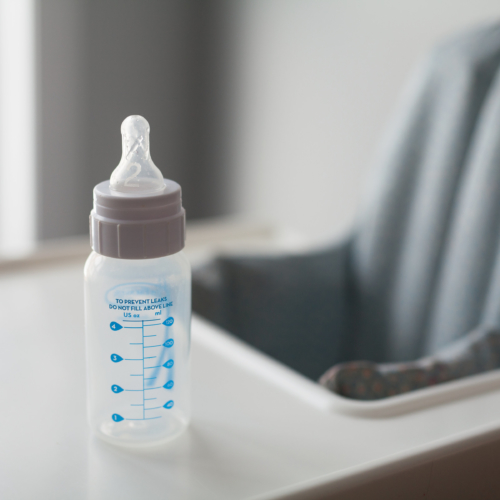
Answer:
[37,0,232,241]
[2,0,500,253]
[226,0,500,243]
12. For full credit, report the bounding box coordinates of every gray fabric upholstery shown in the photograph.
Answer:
[353,24,500,362]
[193,245,351,380]
[193,23,500,378]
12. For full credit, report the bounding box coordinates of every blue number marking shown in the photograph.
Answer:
[163,339,174,348]
[163,359,174,369]
[163,400,174,409]
[110,322,123,331]
[112,414,124,422]
[163,380,174,390]
[111,354,123,363]
[163,317,174,327]
[111,385,124,393]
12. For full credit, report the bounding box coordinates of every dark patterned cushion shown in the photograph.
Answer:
[319,325,500,400]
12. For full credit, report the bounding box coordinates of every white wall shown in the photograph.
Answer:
[0,0,36,256]
[228,0,500,243]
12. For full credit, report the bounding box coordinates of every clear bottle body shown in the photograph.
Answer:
[84,250,191,447]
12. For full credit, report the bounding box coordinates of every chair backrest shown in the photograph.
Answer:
[351,23,500,363]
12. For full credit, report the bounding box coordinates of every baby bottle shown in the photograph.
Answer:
[84,115,191,447]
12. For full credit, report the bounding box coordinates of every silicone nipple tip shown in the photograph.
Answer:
[109,115,164,194]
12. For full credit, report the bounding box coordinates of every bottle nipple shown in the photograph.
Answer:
[110,115,164,194]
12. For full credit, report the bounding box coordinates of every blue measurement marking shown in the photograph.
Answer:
[122,320,158,323]
[142,321,145,419]
[126,416,161,420]
[111,317,171,421]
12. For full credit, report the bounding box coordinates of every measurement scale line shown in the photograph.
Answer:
[126,416,162,420]
[144,324,161,327]
[144,386,161,390]
[122,318,164,322]
[144,345,162,348]
[145,406,162,410]
[145,365,161,369]
[144,356,156,359]
[142,320,145,419]
[144,335,156,337]
[145,397,156,400]
[123,319,160,322]
[144,377,156,380]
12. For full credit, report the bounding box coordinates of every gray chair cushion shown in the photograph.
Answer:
[193,23,500,379]
[353,23,500,362]
[193,244,350,380]
[320,325,500,400]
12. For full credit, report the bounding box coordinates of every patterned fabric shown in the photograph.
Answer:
[319,325,500,400]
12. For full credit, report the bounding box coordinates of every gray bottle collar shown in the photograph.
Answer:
[90,179,185,259]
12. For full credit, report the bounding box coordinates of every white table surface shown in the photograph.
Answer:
[2,257,500,500]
